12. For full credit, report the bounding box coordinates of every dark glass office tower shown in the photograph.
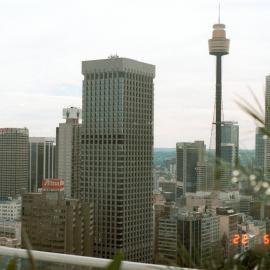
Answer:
[176,141,205,194]
[0,128,29,198]
[29,137,56,192]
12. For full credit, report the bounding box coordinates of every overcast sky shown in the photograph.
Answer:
[0,0,269,149]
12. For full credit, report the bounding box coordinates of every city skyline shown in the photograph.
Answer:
[0,1,269,149]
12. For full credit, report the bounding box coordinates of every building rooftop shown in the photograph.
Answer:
[82,57,155,77]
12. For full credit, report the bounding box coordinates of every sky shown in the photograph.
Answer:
[0,0,269,149]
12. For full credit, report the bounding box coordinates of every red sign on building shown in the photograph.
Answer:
[42,179,64,190]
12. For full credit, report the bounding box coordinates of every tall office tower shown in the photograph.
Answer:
[220,143,236,190]
[264,75,270,179]
[29,137,56,192]
[209,15,230,189]
[176,141,206,194]
[0,128,29,199]
[80,57,155,262]
[265,75,270,130]
[21,179,93,255]
[56,107,81,198]
[221,121,239,164]
[255,127,265,172]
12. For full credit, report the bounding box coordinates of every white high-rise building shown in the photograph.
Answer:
[56,107,81,198]
[80,57,155,262]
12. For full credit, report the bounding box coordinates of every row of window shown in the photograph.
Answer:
[85,72,153,81]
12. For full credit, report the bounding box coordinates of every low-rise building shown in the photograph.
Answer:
[0,220,21,243]
[0,237,20,248]
[156,208,219,266]
[0,198,21,221]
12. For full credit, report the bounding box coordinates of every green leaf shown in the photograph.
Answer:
[6,257,17,270]
[105,253,123,270]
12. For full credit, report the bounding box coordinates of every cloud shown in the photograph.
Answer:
[0,0,269,148]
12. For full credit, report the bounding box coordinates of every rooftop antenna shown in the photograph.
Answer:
[218,2,221,23]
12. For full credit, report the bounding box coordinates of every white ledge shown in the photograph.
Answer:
[0,246,195,270]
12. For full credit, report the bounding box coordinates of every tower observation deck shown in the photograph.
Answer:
[209,19,230,190]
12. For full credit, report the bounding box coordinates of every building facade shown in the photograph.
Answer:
[220,143,237,190]
[0,128,29,199]
[29,137,56,192]
[56,107,81,198]
[0,220,21,242]
[21,179,93,255]
[0,198,21,221]
[264,75,270,179]
[176,141,205,194]
[255,127,265,174]
[217,207,239,258]
[196,162,214,192]
[158,218,177,262]
[80,57,155,262]
[177,211,219,266]
[221,121,239,163]
[0,198,22,247]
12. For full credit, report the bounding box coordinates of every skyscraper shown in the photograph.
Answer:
[255,127,265,173]
[80,57,155,262]
[221,121,239,163]
[176,141,205,194]
[208,15,230,189]
[0,128,29,199]
[56,107,81,198]
[29,137,56,192]
[264,75,270,179]
[220,143,237,190]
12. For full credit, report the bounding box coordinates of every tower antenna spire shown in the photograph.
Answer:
[218,2,221,23]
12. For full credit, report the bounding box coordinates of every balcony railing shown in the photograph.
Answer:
[0,246,194,270]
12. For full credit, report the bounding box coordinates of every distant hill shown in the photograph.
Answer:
[154,148,255,167]
[154,148,175,166]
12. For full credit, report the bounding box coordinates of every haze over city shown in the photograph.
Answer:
[0,0,269,148]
